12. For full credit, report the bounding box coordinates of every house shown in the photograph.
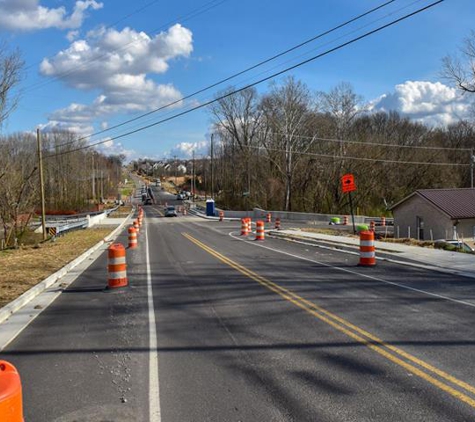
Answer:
[390,188,475,241]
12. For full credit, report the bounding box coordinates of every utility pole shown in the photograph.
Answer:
[174,155,177,187]
[471,149,474,189]
[192,150,195,201]
[210,133,214,199]
[92,152,96,202]
[37,129,47,241]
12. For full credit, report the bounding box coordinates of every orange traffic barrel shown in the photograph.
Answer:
[266,213,271,223]
[246,218,252,233]
[343,215,348,225]
[0,360,23,422]
[133,219,140,234]
[183,208,187,216]
[107,243,128,288]
[128,226,137,249]
[359,231,376,266]
[381,216,386,227]
[369,220,375,232]
[255,221,265,240]
[275,218,281,230]
[138,216,142,227]
[241,218,248,236]
[219,211,224,222]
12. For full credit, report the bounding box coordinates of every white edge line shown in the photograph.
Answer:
[228,231,475,309]
[146,222,161,421]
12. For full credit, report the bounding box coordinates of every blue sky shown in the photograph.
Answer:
[1,0,474,160]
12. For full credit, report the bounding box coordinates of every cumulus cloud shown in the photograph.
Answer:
[42,23,193,132]
[169,140,209,159]
[0,0,103,31]
[96,139,137,161]
[40,24,193,90]
[370,81,473,127]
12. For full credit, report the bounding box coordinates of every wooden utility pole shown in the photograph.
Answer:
[37,129,47,240]
[210,134,214,199]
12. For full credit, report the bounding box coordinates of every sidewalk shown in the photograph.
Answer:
[269,229,475,279]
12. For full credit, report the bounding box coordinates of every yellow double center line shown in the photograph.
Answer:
[183,232,475,409]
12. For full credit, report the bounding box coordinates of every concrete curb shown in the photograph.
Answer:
[268,230,475,280]
[0,214,132,325]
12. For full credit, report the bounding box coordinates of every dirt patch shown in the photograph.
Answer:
[0,228,113,308]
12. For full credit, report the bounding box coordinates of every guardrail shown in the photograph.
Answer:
[45,205,121,236]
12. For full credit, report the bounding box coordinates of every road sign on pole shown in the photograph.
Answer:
[341,174,356,233]
[341,173,356,193]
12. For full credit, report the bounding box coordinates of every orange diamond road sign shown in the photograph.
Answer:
[341,173,356,193]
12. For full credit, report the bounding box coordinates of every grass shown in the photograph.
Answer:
[0,227,114,309]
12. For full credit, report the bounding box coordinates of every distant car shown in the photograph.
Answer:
[164,206,177,217]
[434,239,474,252]
[176,193,185,200]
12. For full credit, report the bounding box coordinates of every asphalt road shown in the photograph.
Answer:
[2,187,475,421]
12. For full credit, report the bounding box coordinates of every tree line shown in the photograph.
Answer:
[0,132,124,247]
[206,78,474,215]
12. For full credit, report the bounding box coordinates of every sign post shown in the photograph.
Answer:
[341,173,357,234]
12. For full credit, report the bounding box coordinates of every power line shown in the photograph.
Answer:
[44,0,445,160]
[260,131,472,152]
[48,0,398,150]
[245,144,469,167]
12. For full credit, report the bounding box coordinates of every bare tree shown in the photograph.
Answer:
[442,30,475,93]
[261,77,315,211]
[0,42,23,127]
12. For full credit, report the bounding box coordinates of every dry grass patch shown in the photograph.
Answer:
[0,228,113,308]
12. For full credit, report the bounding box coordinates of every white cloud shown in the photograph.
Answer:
[95,139,136,161]
[169,140,209,159]
[370,81,473,127]
[42,24,192,132]
[0,0,103,31]
[40,24,193,90]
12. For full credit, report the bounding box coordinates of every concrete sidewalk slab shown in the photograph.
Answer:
[270,229,475,277]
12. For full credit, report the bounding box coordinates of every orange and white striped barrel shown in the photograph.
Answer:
[266,213,271,223]
[133,219,140,234]
[128,226,137,249]
[138,216,143,227]
[240,218,248,236]
[275,217,281,230]
[343,215,348,225]
[381,216,386,227]
[369,220,375,231]
[246,218,252,233]
[108,243,128,288]
[359,231,376,266]
[255,221,265,240]
[0,361,23,422]
[183,208,187,216]
[219,211,224,222]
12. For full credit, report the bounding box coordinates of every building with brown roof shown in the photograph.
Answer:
[390,188,475,241]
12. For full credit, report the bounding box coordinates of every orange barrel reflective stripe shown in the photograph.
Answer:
[266,213,271,223]
[107,243,128,288]
[128,226,137,249]
[369,220,375,231]
[219,211,224,222]
[255,221,265,240]
[0,361,24,422]
[343,215,348,225]
[275,218,281,230]
[381,216,386,227]
[241,218,248,236]
[133,219,140,234]
[359,230,376,266]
